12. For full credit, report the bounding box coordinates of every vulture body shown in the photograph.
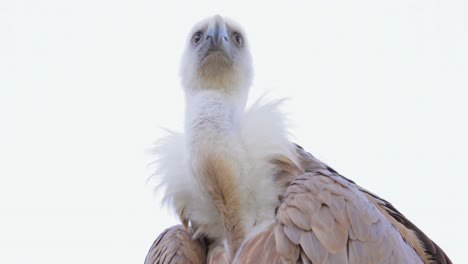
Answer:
[145,15,451,264]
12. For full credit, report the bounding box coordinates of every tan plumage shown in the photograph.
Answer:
[146,15,451,264]
[144,225,206,264]
[236,145,452,263]
[239,147,451,263]
[147,144,452,263]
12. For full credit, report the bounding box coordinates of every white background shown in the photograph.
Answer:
[1,0,466,263]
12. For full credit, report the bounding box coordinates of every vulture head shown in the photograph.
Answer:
[180,15,253,104]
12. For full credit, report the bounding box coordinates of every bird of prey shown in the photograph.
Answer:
[145,15,451,264]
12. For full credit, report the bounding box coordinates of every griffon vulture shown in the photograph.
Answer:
[145,15,451,264]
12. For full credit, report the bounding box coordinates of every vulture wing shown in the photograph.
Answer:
[236,145,451,264]
[144,225,206,264]
[274,171,423,263]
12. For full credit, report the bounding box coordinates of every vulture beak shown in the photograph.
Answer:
[206,15,229,49]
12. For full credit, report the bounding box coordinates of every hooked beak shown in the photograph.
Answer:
[197,15,234,67]
[206,15,229,48]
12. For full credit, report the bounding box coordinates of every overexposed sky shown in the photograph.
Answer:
[0,0,467,263]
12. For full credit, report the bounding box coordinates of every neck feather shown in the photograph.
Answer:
[184,89,246,258]
[184,90,244,136]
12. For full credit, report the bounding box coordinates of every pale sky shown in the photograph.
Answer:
[0,0,467,263]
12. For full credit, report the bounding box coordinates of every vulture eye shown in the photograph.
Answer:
[232,33,243,47]
[192,32,203,45]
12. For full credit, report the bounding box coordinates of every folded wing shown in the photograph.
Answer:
[237,145,451,264]
[144,225,206,264]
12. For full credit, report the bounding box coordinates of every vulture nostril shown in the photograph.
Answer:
[223,36,228,41]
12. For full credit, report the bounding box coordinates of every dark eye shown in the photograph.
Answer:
[192,32,203,45]
[232,32,243,47]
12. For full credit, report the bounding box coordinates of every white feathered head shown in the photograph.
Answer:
[180,15,253,102]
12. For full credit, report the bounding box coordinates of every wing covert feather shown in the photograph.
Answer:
[235,223,282,264]
[144,225,206,264]
[276,170,423,263]
[273,145,451,264]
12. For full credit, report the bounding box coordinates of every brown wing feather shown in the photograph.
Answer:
[289,144,452,264]
[276,170,424,263]
[206,245,230,264]
[144,225,206,264]
[235,223,282,263]
[360,188,452,264]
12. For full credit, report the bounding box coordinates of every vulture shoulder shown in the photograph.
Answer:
[236,145,451,264]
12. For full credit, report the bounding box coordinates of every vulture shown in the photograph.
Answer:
[145,15,451,264]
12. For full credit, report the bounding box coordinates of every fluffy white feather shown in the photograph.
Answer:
[155,97,298,241]
[154,15,299,246]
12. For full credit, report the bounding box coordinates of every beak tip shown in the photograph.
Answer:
[206,16,228,40]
